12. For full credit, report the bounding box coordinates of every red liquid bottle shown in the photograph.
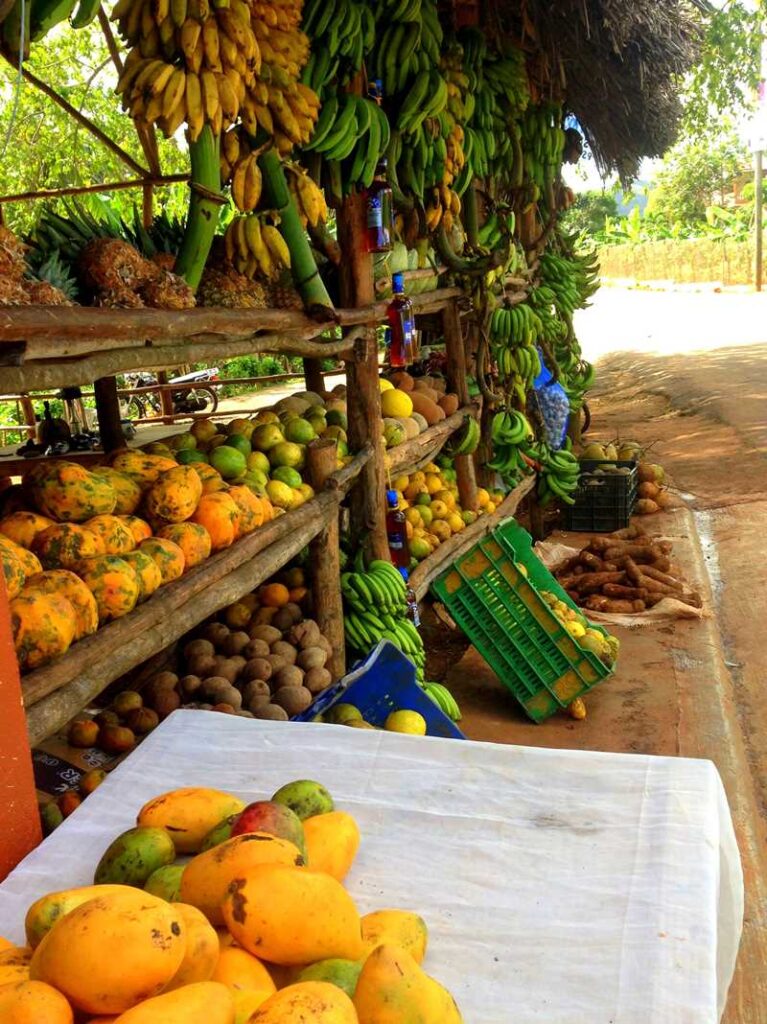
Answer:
[387,272,415,368]
[385,490,410,569]
[365,158,393,253]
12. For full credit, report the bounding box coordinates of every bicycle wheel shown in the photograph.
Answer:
[195,387,219,414]
[126,396,146,421]
[580,401,591,435]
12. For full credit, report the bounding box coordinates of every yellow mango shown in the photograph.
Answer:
[0,979,74,1023]
[360,909,428,964]
[0,936,15,952]
[232,988,271,1024]
[164,904,219,990]
[222,864,363,966]
[137,788,245,854]
[248,982,357,1023]
[30,889,186,1015]
[303,811,360,881]
[111,981,234,1024]
[181,832,305,925]
[353,945,462,1024]
[0,947,31,991]
[211,946,277,994]
[25,883,129,948]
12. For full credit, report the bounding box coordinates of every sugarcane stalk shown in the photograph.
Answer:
[174,126,223,290]
[258,146,335,319]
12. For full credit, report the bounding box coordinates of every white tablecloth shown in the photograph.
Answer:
[0,711,743,1022]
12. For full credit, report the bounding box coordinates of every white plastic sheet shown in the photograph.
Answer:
[0,711,743,1022]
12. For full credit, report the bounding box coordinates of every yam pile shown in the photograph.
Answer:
[555,524,701,614]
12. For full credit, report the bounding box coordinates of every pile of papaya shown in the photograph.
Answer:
[0,779,462,1023]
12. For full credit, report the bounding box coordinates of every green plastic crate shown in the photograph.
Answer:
[431,519,613,722]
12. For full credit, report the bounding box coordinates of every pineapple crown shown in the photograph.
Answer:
[32,250,78,301]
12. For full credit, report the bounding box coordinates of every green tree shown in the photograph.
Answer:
[561,190,619,239]
[0,24,188,235]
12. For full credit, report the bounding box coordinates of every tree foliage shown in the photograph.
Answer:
[561,190,619,238]
[0,24,188,235]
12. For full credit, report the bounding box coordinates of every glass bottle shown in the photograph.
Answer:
[365,158,393,253]
[387,272,415,368]
[398,567,420,626]
[385,489,410,569]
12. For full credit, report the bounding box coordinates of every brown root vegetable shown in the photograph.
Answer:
[221,631,250,656]
[243,638,270,660]
[249,624,282,645]
[602,583,649,601]
[179,674,203,698]
[304,666,332,693]
[200,622,230,647]
[273,685,313,716]
[317,635,333,658]
[579,552,606,571]
[183,639,214,661]
[187,653,218,678]
[273,665,305,689]
[271,607,298,632]
[242,679,271,705]
[296,646,327,671]
[267,654,289,675]
[585,595,645,613]
[241,657,273,682]
[573,572,626,594]
[635,499,660,515]
[610,524,645,540]
[252,703,289,721]
[641,565,684,590]
[250,607,278,627]
[638,482,660,500]
[603,544,662,564]
[288,620,321,648]
[153,689,181,719]
[211,656,240,684]
[270,640,298,665]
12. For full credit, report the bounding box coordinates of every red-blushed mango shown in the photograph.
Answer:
[221,864,363,966]
[137,788,245,854]
[110,981,234,1024]
[303,811,360,881]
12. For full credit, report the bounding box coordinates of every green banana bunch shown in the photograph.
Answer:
[301,0,375,96]
[423,681,461,722]
[443,415,480,458]
[520,102,565,203]
[536,446,581,508]
[486,409,536,490]
[305,93,390,192]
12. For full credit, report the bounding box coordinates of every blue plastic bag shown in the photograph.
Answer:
[533,349,570,449]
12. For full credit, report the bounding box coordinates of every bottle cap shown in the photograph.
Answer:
[392,272,404,293]
[386,489,399,507]
[398,567,410,582]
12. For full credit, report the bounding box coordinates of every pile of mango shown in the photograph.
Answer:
[391,462,503,563]
[0,781,462,1023]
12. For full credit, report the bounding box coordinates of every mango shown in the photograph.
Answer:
[30,889,186,1015]
[111,981,234,1024]
[199,813,238,852]
[94,827,175,887]
[144,864,185,902]
[232,989,272,1024]
[222,864,363,966]
[0,947,31,991]
[0,980,74,1023]
[360,909,428,964]
[0,936,14,952]
[180,832,305,925]
[211,946,276,994]
[231,801,307,859]
[164,904,219,990]
[271,780,334,821]
[137,788,245,854]
[249,982,357,1023]
[25,884,129,948]
[296,958,363,998]
[303,811,360,881]
[353,945,463,1024]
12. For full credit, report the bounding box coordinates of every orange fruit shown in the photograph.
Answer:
[260,583,290,608]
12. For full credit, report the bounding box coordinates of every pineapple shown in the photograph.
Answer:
[95,287,145,309]
[25,251,78,306]
[77,238,158,294]
[197,265,268,309]
[140,271,195,310]
[0,225,27,279]
[269,270,303,311]
[0,278,30,307]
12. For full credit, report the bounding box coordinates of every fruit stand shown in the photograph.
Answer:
[0,0,701,878]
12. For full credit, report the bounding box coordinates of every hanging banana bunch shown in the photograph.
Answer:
[225,213,292,279]
[284,163,328,227]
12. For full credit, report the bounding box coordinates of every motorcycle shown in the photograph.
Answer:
[122,368,221,420]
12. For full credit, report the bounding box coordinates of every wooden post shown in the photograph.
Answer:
[0,580,42,879]
[19,394,36,440]
[518,202,545,539]
[142,184,154,229]
[303,358,326,397]
[339,190,389,561]
[93,376,126,453]
[307,439,345,681]
[157,371,174,423]
[442,299,478,511]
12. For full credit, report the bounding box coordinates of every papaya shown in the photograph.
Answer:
[0,535,42,579]
[0,979,74,1023]
[156,522,211,570]
[227,486,266,535]
[31,523,104,569]
[24,570,99,640]
[91,468,143,515]
[29,889,186,1015]
[106,451,177,488]
[221,864,363,966]
[191,493,240,550]
[191,463,228,494]
[303,811,360,881]
[138,538,185,584]
[70,555,140,623]
[353,944,463,1024]
[360,909,428,964]
[408,392,443,427]
[211,946,276,994]
[0,544,26,598]
[28,462,116,522]
[83,515,136,556]
[10,591,76,670]
[145,465,203,524]
[0,947,31,991]
[94,827,176,887]
[137,788,246,854]
[180,833,305,925]
[248,982,357,1023]
[0,511,54,548]
[110,981,233,1024]
[120,515,153,545]
[121,550,163,601]
[163,904,219,990]
[25,885,132,948]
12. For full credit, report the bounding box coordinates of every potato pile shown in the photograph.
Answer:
[555,524,701,614]
[142,577,334,722]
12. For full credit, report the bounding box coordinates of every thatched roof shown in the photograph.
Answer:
[498,0,703,178]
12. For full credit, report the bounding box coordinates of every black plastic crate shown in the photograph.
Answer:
[565,459,638,533]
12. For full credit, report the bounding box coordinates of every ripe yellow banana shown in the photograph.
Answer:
[222,127,241,165]
[185,71,204,140]
[179,19,201,62]
[200,69,220,120]
[245,159,262,212]
[261,224,290,269]
[169,0,187,25]
[244,215,269,274]
[162,67,186,118]
[201,18,221,70]
[234,217,250,263]
[161,95,187,137]
[146,60,175,96]
[216,72,239,124]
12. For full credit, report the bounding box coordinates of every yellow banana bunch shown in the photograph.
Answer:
[285,163,327,228]
[231,152,263,212]
[224,215,291,280]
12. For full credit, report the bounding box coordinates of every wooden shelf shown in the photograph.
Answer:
[408,476,535,601]
[386,406,475,477]
[23,448,370,745]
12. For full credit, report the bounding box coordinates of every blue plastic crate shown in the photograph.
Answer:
[293,641,466,739]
